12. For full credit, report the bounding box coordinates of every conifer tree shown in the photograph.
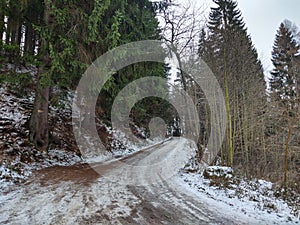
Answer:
[98,0,168,126]
[23,0,44,55]
[28,0,167,149]
[270,21,300,185]
[270,22,299,105]
[202,0,267,169]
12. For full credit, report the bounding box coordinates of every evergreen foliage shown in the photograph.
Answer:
[269,21,300,186]
[201,0,267,169]
[270,22,300,106]
[0,0,171,149]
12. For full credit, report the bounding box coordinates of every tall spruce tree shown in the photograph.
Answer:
[201,0,267,170]
[270,21,300,185]
[270,22,299,106]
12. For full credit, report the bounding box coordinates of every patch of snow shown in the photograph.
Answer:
[204,166,234,179]
[0,86,31,125]
[177,169,299,224]
[0,163,26,189]
[83,124,166,163]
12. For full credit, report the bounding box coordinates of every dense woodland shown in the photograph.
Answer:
[0,0,299,191]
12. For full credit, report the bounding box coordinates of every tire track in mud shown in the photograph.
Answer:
[124,167,238,224]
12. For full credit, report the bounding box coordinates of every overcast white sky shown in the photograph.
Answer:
[196,0,300,72]
[233,0,300,72]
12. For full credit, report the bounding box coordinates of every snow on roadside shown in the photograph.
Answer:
[177,156,300,224]
[83,124,165,164]
[0,85,83,191]
[82,135,167,165]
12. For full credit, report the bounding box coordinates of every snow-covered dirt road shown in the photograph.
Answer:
[0,138,285,224]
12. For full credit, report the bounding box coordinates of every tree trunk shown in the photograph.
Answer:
[11,21,17,45]
[24,24,36,55]
[29,75,50,150]
[17,22,22,47]
[5,16,12,44]
[224,66,233,167]
[283,113,293,186]
[0,14,4,41]
[29,0,51,151]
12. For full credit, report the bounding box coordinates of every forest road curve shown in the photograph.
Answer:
[0,138,246,225]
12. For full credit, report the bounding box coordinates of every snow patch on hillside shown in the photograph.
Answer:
[0,86,162,191]
[178,163,299,224]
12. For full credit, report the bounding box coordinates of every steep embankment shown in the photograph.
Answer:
[0,84,161,189]
[0,85,82,187]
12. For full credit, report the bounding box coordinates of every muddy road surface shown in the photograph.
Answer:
[0,138,246,224]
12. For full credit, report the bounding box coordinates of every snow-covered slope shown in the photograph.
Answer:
[0,86,161,191]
